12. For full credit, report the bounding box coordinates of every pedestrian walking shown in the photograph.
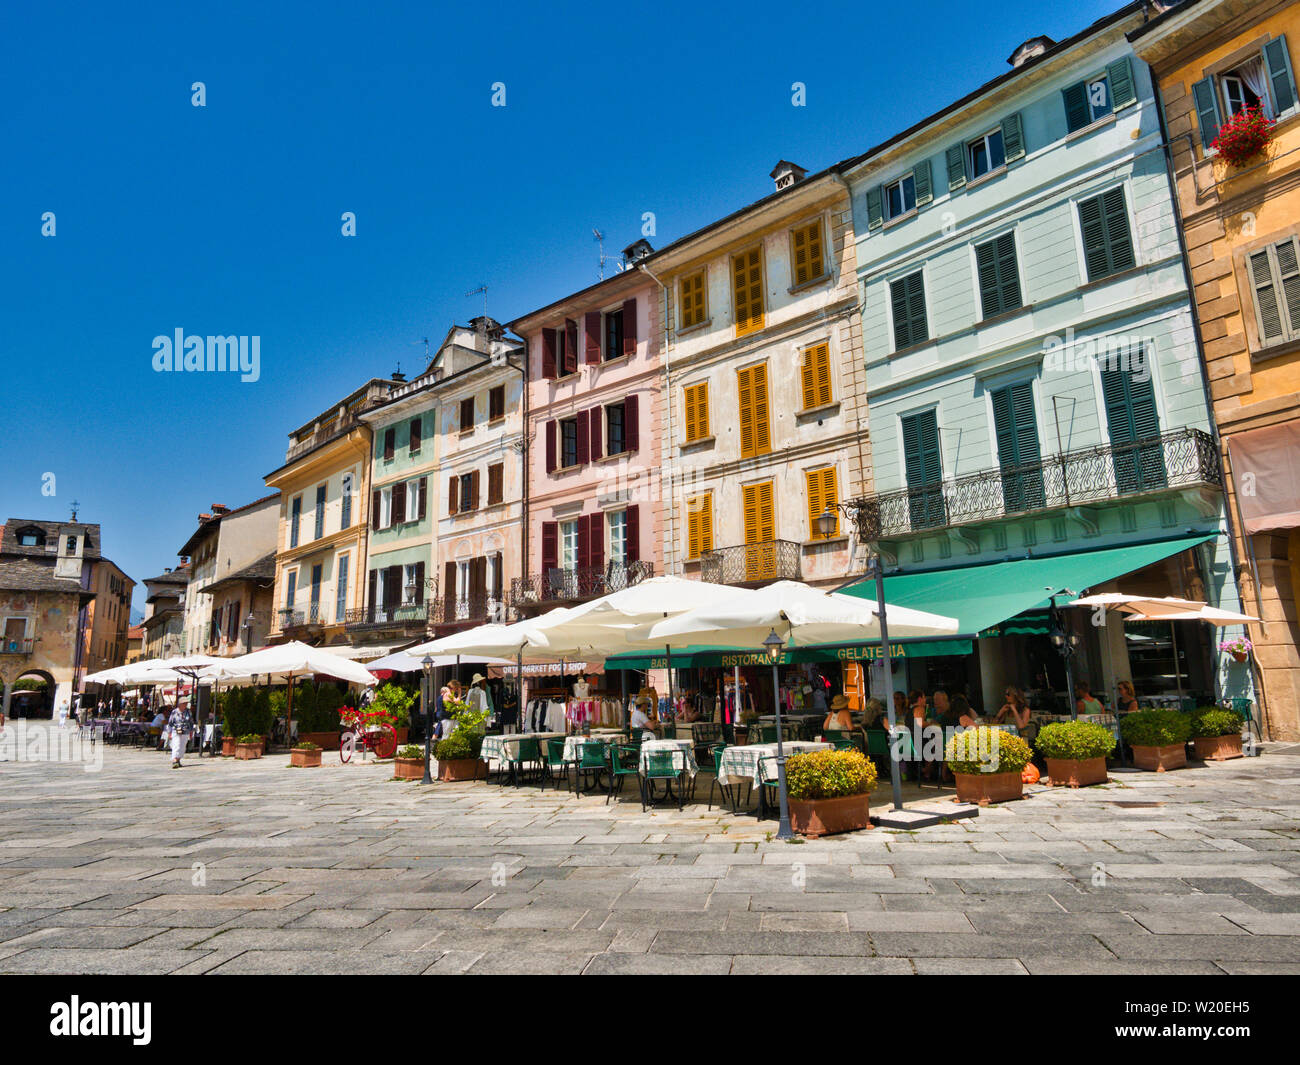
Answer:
[167,702,194,768]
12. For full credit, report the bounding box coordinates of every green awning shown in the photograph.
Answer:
[840,534,1218,638]
[603,638,973,671]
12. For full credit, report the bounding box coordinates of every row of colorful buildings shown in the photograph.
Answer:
[134,0,1298,739]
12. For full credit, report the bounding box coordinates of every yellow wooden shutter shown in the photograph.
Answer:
[732,248,765,337]
[742,484,759,547]
[791,222,824,287]
[700,493,713,554]
[801,342,832,410]
[684,382,710,443]
[743,481,776,580]
[683,386,698,443]
[687,493,713,559]
[750,363,770,455]
[806,466,839,537]
[680,271,705,329]
[738,368,754,456]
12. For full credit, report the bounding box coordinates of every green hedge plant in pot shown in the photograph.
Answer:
[290,739,321,768]
[944,726,1033,804]
[1120,709,1192,771]
[434,706,488,781]
[393,743,425,781]
[235,732,264,760]
[1034,721,1116,788]
[783,749,878,837]
[1189,707,1244,762]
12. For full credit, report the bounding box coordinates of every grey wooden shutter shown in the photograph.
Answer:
[866,186,883,230]
[1248,248,1285,343]
[991,383,1044,511]
[1063,82,1090,133]
[1002,112,1025,162]
[1264,36,1298,115]
[1106,58,1137,110]
[945,144,967,191]
[1274,238,1300,340]
[1191,77,1222,151]
[913,159,933,207]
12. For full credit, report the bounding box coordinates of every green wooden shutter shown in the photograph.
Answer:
[976,233,1022,317]
[1100,347,1166,493]
[1002,113,1025,162]
[902,410,944,528]
[1106,57,1137,110]
[975,240,999,318]
[890,272,927,349]
[1264,36,1298,115]
[866,185,884,231]
[913,158,933,207]
[946,143,967,191]
[991,382,1043,512]
[1102,186,1135,274]
[1191,76,1222,151]
[1079,188,1134,281]
[1063,81,1090,133]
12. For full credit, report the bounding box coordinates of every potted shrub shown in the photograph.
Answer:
[434,705,488,781]
[1120,709,1192,771]
[1034,720,1116,787]
[370,683,416,747]
[393,744,425,781]
[784,749,877,837]
[290,740,322,768]
[234,733,264,760]
[944,726,1033,804]
[1219,636,1252,664]
[1212,106,1274,167]
[221,732,237,757]
[1189,707,1244,761]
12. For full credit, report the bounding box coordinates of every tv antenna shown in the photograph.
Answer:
[466,285,488,320]
[593,228,607,280]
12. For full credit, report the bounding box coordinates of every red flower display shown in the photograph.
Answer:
[1212,106,1275,166]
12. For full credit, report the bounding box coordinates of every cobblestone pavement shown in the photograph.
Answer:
[1,726,1298,975]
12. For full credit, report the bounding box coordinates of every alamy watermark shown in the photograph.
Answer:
[151,329,260,383]
[0,721,104,772]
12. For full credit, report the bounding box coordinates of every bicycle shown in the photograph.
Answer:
[339,707,398,763]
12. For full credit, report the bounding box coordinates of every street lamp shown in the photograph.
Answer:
[242,611,256,655]
[1048,590,1081,719]
[421,654,435,784]
[762,628,794,841]
[815,504,837,540]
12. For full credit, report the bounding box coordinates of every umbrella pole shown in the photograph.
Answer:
[873,554,904,813]
[620,668,628,731]
[771,637,793,840]
[1171,623,1184,705]
[286,677,294,749]
[665,646,674,722]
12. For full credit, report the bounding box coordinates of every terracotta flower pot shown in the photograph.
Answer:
[290,747,321,768]
[221,736,237,757]
[234,742,262,760]
[393,756,425,780]
[1230,651,1249,663]
[1045,757,1108,788]
[952,770,1024,804]
[1193,733,1243,761]
[1131,743,1187,771]
[787,793,872,838]
[436,757,486,782]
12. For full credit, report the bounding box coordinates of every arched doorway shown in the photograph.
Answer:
[7,669,55,719]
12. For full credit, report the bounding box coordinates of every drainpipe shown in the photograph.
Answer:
[503,334,530,615]
[637,262,672,575]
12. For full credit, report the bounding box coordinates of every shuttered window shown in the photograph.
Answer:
[975,232,1022,318]
[487,462,504,506]
[732,247,765,337]
[1100,344,1167,493]
[800,342,833,410]
[1247,237,1300,346]
[790,222,824,286]
[737,363,772,458]
[804,466,839,538]
[686,493,714,560]
[890,271,928,350]
[742,481,776,582]
[683,382,710,443]
[680,270,707,330]
[901,409,945,529]
[1078,186,1135,282]
[488,386,505,421]
[990,382,1045,513]
[1063,59,1134,134]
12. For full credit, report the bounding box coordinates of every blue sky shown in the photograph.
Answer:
[0,0,1119,616]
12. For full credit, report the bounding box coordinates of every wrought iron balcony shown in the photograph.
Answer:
[850,428,1221,540]
[511,560,654,608]
[344,603,429,632]
[277,603,327,631]
[432,596,509,627]
[0,638,34,655]
[699,540,802,586]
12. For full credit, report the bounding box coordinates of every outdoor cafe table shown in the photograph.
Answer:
[480,732,565,765]
[638,737,698,777]
[716,740,831,787]
[561,734,618,763]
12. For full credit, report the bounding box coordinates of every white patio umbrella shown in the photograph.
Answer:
[1069,593,1207,617]
[1123,604,1259,624]
[367,650,513,673]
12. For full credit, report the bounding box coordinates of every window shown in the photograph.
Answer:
[458,472,475,513]
[680,270,707,329]
[409,416,421,454]
[607,509,627,564]
[488,385,505,422]
[885,174,916,220]
[380,487,393,528]
[1064,74,1113,132]
[18,532,39,547]
[686,493,714,560]
[1193,39,1298,149]
[790,221,824,286]
[683,382,710,443]
[1077,186,1135,282]
[990,382,1044,512]
[487,462,504,506]
[558,417,579,468]
[805,467,839,538]
[606,402,626,455]
[975,232,1022,318]
[284,570,297,609]
[890,271,928,350]
[1100,344,1166,493]
[289,496,301,548]
[403,563,419,604]
[731,247,765,337]
[341,473,352,528]
[310,564,322,618]
[560,322,577,375]
[1247,237,1300,346]
[800,342,833,410]
[901,409,945,529]
[603,308,624,360]
[560,520,579,569]
[314,484,326,539]
[383,427,395,461]
[968,128,1005,180]
[737,363,772,458]
[336,554,349,623]
[741,480,776,581]
[406,478,421,520]
[460,397,475,432]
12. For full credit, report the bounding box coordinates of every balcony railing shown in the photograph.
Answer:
[432,596,508,627]
[850,428,1221,539]
[284,414,359,463]
[277,603,327,630]
[699,540,802,586]
[0,638,34,655]
[343,603,429,632]
[512,560,654,608]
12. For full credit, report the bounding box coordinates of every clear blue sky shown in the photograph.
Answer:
[0,0,1119,618]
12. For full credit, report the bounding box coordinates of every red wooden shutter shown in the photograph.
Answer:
[470,469,480,510]
[448,476,458,514]
[493,551,503,599]
[409,417,421,453]
[371,489,381,530]
[393,481,406,524]
[577,514,591,570]
[625,393,640,452]
[622,298,637,357]
[542,328,557,379]
[545,419,557,473]
[589,511,605,572]
[541,521,558,574]
[418,476,427,520]
[414,561,425,604]
[444,561,456,621]
[368,570,377,615]
[576,409,590,465]
[625,504,640,563]
[584,311,601,364]
[383,428,395,461]
[564,319,578,374]
[589,407,603,461]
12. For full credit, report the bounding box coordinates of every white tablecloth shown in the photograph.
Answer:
[716,741,830,786]
[480,732,564,763]
[638,738,698,777]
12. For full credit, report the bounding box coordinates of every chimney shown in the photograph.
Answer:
[392,368,406,382]
[211,504,229,514]
[621,239,654,268]
[1007,35,1055,67]
[198,513,212,523]
[769,160,808,191]
[470,315,504,340]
